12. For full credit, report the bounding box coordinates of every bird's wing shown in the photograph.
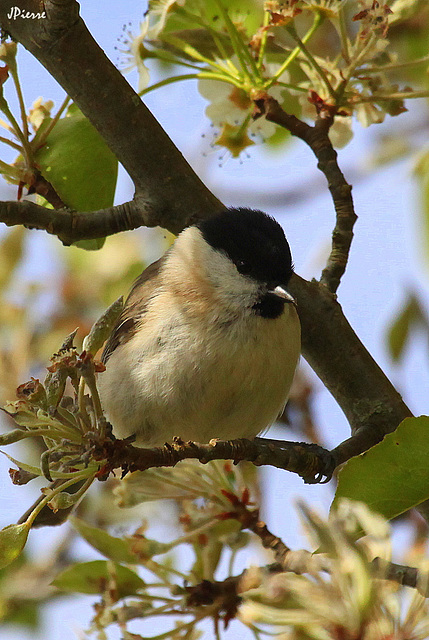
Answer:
[101,255,166,363]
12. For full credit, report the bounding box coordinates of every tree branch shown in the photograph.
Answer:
[185,554,429,624]
[254,94,356,295]
[95,436,335,485]
[372,557,429,597]
[289,274,412,444]
[0,198,155,245]
[0,0,223,234]
[253,95,412,454]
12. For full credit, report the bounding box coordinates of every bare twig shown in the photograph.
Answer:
[253,94,356,294]
[253,94,411,452]
[184,509,293,624]
[372,557,429,596]
[246,517,291,565]
[27,170,66,209]
[184,553,429,631]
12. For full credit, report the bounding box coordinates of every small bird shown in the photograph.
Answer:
[98,207,301,446]
[19,207,300,528]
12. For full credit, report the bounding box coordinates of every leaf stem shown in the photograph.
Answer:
[24,472,91,528]
[287,18,335,99]
[0,134,22,151]
[338,4,350,63]
[139,73,200,96]
[213,0,259,82]
[139,70,248,97]
[32,95,71,150]
[355,54,429,74]
[350,89,429,103]
[264,12,323,90]
[174,5,239,74]
[8,60,29,140]
[78,377,91,433]
[0,97,32,166]
[161,35,234,76]
[257,10,271,72]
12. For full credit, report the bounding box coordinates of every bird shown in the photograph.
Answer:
[19,207,301,527]
[98,207,301,446]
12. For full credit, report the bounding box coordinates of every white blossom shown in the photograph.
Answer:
[120,19,151,92]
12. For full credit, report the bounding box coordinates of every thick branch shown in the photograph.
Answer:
[0,0,223,234]
[254,95,356,294]
[0,198,152,245]
[290,274,412,444]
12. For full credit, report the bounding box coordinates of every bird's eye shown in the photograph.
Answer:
[236,259,251,275]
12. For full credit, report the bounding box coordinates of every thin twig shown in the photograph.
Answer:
[372,557,429,597]
[253,94,356,294]
[248,518,291,565]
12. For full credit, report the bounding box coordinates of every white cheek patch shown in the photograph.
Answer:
[173,227,260,311]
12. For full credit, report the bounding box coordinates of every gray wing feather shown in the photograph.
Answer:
[101,256,165,363]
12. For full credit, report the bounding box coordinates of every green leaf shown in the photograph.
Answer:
[0,429,30,445]
[71,517,171,564]
[0,451,41,477]
[334,417,429,520]
[386,294,423,361]
[2,601,40,629]
[0,523,30,569]
[82,296,124,355]
[34,105,118,250]
[160,0,263,40]
[71,518,137,564]
[0,551,41,628]
[52,560,145,596]
[2,404,42,429]
[416,149,429,263]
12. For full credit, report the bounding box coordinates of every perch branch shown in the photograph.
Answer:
[95,436,335,485]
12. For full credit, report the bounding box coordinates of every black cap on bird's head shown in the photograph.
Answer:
[197,207,294,289]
